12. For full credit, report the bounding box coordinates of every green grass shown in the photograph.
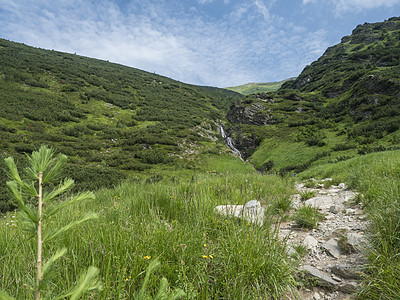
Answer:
[299,190,316,201]
[292,205,324,229]
[0,172,297,299]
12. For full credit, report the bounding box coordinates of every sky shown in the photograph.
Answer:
[0,1,399,87]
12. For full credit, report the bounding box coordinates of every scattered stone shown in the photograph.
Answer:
[329,205,338,214]
[303,235,318,250]
[345,208,356,215]
[322,239,341,258]
[280,181,368,297]
[302,265,339,288]
[339,281,358,294]
[331,265,360,280]
[313,292,321,300]
[346,232,366,253]
[338,183,347,189]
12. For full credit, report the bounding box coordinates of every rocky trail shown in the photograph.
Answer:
[282,179,368,300]
[214,179,369,299]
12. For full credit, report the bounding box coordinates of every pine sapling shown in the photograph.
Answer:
[0,146,102,299]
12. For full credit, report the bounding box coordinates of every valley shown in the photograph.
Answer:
[1,16,400,299]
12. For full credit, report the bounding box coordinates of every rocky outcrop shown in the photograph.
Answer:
[227,101,275,126]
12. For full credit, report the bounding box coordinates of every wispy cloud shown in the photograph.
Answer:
[334,0,400,11]
[303,0,400,14]
[0,0,332,87]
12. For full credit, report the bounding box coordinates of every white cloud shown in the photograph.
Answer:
[0,0,331,87]
[333,0,400,13]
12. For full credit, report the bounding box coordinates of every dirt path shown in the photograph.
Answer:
[281,179,368,300]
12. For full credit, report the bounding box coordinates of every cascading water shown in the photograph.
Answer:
[218,124,242,159]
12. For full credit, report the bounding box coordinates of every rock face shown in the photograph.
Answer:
[227,101,275,126]
[215,200,265,225]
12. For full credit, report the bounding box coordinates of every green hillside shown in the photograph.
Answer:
[225,78,293,95]
[226,16,400,174]
[0,38,242,210]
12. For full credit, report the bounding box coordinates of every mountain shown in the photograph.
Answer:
[0,38,242,210]
[225,78,294,95]
[225,17,400,173]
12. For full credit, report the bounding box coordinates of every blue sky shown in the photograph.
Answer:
[0,0,399,87]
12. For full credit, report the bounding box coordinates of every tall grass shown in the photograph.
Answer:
[301,150,400,299]
[0,173,297,299]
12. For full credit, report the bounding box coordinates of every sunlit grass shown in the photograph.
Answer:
[0,172,297,299]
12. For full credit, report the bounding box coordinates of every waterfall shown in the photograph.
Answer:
[218,124,242,159]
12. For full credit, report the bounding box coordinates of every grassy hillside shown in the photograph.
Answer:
[0,38,242,211]
[225,78,293,95]
[226,17,400,174]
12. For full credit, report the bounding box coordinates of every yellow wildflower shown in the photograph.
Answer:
[144,256,151,260]
[203,244,207,247]
[202,255,208,259]
[209,255,213,259]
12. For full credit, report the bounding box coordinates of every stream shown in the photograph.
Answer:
[218,124,242,159]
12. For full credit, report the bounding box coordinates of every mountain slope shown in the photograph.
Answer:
[0,38,242,210]
[225,78,294,95]
[225,16,400,173]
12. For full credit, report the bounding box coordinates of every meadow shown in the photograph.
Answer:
[0,151,298,299]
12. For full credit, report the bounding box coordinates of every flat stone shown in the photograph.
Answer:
[322,238,341,258]
[305,195,334,210]
[338,281,358,294]
[313,292,321,300]
[331,265,360,280]
[214,200,265,225]
[329,205,338,214]
[302,265,339,288]
[303,235,318,250]
[346,232,367,252]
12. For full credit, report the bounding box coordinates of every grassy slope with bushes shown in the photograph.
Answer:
[226,17,400,174]
[0,38,242,211]
[223,17,400,299]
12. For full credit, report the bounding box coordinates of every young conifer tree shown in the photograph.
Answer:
[0,146,101,300]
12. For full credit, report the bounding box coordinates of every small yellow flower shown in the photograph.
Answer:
[209,255,213,259]
[247,222,250,226]
[129,276,132,279]
[202,255,208,259]
[144,256,151,260]
[225,220,228,223]
[125,278,129,281]
[203,244,207,247]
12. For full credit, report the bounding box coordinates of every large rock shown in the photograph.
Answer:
[331,265,361,280]
[303,235,318,251]
[215,200,265,225]
[322,239,341,259]
[302,265,339,288]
